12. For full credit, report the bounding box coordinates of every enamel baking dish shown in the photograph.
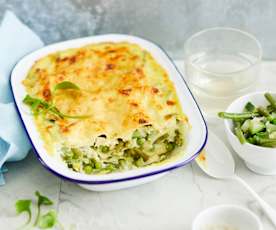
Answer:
[10,34,208,191]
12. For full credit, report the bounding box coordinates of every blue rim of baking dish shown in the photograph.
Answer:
[10,34,208,185]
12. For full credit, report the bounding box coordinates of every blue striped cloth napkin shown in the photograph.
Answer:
[0,11,44,184]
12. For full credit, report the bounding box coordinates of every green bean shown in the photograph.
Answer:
[257,106,273,121]
[265,93,276,110]
[234,126,246,144]
[247,137,256,144]
[257,106,269,116]
[154,133,169,144]
[133,148,149,161]
[267,105,275,113]
[175,130,183,146]
[233,121,242,128]
[256,132,269,138]
[218,112,259,121]
[254,136,276,147]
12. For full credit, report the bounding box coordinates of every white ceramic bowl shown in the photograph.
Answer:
[10,34,207,191]
[193,205,262,230]
[224,91,276,175]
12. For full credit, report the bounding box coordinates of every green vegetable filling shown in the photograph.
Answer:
[61,125,184,174]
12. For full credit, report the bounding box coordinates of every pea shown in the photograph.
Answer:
[95,162,102,169]
[136,137,145,146]
[166,142,175,152]
[84,165,93,174]
[100,145,109,153]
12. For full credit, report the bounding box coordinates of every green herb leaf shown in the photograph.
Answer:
[15,199,32,225]
[35,191,53,206]
[23,94,90,119]
[15,199,32,214]
[38,210,57,229]
[34,191,53,226]
[54,81,80,92]
[23,94,50,115]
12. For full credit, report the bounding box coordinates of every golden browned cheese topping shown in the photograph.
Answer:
[23,42,188,150]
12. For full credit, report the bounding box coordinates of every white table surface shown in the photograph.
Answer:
[1,61,276,230]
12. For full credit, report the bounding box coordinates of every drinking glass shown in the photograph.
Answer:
[184,27,262,119]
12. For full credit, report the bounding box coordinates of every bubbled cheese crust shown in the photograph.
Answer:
[23,42,188,151]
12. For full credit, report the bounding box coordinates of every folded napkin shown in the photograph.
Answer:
[0,11,44,184]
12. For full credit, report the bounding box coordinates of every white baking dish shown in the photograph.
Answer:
[10,34,208,191]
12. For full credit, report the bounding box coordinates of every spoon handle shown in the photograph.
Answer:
[233,175,276,227]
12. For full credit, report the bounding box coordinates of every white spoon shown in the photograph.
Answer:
[196,130,276,228]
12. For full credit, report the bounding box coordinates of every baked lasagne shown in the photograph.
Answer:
[22,42,189,174]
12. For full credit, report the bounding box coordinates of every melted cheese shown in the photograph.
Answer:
[23,42,188,152]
